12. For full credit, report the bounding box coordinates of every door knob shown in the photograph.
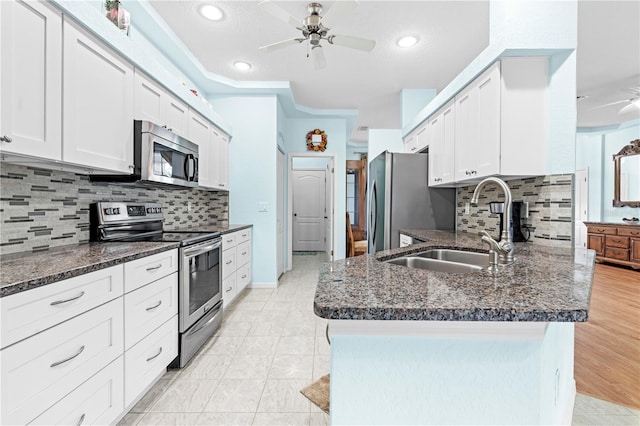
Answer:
[0,135,12,143]
[294,213,297,217]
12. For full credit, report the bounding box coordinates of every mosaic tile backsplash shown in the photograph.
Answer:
[457,174,574,247]
[0,163,229,254]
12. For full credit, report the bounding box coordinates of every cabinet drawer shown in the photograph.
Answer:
[605,235,629,249]
[604,247,630,261]
[29,356,124,426]
[124,273,178,350]
[237,228,251,244]
[1,265,123,349]
[222,233,237,250]
[237,263,251,290]
[0,299,123,425]
[223,273,237,301]
[237,240,251,267]
[587,226,617,235]
[222,249,236,278]
[124,316,178,408]
[618,227,640,237]
[124,249,178,293]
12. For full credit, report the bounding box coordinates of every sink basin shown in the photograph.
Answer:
[385,256,484,273]
[416,249,489,267]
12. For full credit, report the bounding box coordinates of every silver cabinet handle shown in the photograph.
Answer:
[146,264,162,272]
[241,274,247,279]
[1,135,12,143]
[146,300,162,311]
[225,286,233,292]
[75,413,86,426]
[220,183,225,187]
[241,233,247,237]
[50,291,85,306]
[241,251,247,255]
[225,260,233,265]
[226,239,233,243]
[146,347,163,362]
[50,345,85,367]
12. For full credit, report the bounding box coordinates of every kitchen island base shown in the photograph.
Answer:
[328,320,576,425]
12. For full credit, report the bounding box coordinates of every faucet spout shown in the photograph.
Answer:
[471,177,515,265]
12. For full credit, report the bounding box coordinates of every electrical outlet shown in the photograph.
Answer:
[258,202,268,212]
[465,203,470,214]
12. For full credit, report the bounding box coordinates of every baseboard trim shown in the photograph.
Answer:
[561,380,577,425]
[248,281,278,289]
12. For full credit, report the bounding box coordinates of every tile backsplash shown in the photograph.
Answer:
[0,163,228,254]
[457,174,574,247]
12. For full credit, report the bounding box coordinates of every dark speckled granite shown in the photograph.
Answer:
[0,242,179,298]
[314,230,596,322]
[165,224,252,235]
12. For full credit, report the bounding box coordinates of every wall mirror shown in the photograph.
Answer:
[613,139,640,207]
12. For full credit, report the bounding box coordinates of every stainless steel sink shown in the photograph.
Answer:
[385,256,484,273]
[415,249,489,267]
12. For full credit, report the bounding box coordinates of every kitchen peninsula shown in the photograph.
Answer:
[314,231,595,425]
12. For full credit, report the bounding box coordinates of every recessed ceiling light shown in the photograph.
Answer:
[199,4,223,21]
[233,61,252,71]
[397,36,418,48]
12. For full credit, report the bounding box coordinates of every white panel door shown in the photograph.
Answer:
[293,170,326,251]
[475,62,501,178]
[277,149,285,276]
[0,0,62,160]
[325,160,334,261]
[574,168,589,248]
[187,110,213,187]
[133,72,163,124]
[62,19,133,173]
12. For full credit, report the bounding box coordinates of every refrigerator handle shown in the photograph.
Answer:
[370,180,377,252]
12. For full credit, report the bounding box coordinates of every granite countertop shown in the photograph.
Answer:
[314,230,596,322]
[583,221,640,227]
[0,242,179,298]
[164,224,252,235]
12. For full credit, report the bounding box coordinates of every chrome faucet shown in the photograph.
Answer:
[471,177,515,265]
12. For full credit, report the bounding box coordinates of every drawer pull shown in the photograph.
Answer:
[241,274,247,279]
[225,260,233,265]
[226,239,233,243]
[50,345,85,368]
[242,233,247,237]
[50,291,85,306]
[146,300,162,311]
[146,347,163,362]
[146,264,162,272]
[226,286,233,292]
[75,413,85,426]
[241,251,247,255]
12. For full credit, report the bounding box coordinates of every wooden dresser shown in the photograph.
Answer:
[584,222,640,269]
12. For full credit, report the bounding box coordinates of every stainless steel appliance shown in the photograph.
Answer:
[489,201,529,242]
[91,120,199,188]
[90,201,222,368]
[368,151,456,252]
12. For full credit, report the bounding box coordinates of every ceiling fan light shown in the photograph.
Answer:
[233,61,252,71]
[632,98,640,108]
[199,4,224,21]
[397,36,418,48]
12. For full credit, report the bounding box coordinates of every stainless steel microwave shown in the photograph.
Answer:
[91,120,199,188]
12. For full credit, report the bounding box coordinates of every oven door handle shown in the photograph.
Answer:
[183,240,222,258]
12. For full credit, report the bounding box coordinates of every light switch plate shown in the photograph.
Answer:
[258,202,269,212]
[465,203,470,214]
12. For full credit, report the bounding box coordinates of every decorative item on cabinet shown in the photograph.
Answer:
[103,1,130,35]
[585,222,640,269]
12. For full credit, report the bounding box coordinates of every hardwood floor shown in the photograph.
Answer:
[574,263,640,410]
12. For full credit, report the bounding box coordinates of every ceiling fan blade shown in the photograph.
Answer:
[311,45,326,70]
[258,0,300,28]
[624,87,640,96]
[321,0,358,29]
[259,38,305,52]
[589,99,629,110]
[619,102,640,115]
[328,34,376,52]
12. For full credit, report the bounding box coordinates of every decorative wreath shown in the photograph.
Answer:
[306,129,328,152]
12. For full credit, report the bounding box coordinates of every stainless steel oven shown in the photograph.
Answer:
[90,202,223,368]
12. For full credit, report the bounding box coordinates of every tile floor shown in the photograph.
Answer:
[119,253,640,426]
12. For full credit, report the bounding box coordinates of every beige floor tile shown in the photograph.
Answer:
[257,379,311,413]
[572,413,640,425]
[314,332,331,355]
[224,309,263,323]
[573,393,637,416]
[312,355,331,381]
[195,412,256,425]
[149,379,219,413]
[248,320,285,337]
[262,300,293,311]
[203,379,266,413]
[117,412,143,426]
[252,413,310,426]
[203,336,246,356]
[215,321,253,337]
[223,354,273,379]
[276,336,315,355]
[179,354,234,380]
[268,355,314,379]
[236,336,280,356]
[309,412,330,425]
[130,379,172,413]
[137,412,201,425]
[281,321,317,337]
[233,301,267,311]
[257,310,289,323]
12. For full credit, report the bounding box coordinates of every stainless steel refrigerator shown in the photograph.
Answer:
[368,151,456,252]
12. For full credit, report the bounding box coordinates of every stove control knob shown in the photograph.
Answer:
[113,207,120,215]
[146,207,152,214]
[104,208,112,215]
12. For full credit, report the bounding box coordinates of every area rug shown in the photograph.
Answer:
[300,374,330,414]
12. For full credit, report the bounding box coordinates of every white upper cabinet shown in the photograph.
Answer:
[415,122,429,153]
[429,99,455,186]
[188,109,215,188]
[216,131,230,190]
[454,62,500,181]
[0,0,62,160]
[403,128,418,153]
[134,71,189,138]
[62,19,134,174]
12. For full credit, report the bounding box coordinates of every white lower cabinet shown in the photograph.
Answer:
[0,298,124,425]
[29,356,124,426]
[124,316,178,407]
[221,229,252,307]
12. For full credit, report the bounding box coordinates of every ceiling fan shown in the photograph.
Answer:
[590,87,640,115]
[257,0,376,70]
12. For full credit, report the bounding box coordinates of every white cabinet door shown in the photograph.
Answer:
[415,123,429,153]
[403,129,418,153]
[0,0,62,160]
[454,83,478,181]
[475,62,501,178]
[188,110,216,188]
[430,100,455,185]
[163,96,189,138]
[134,71,189,138]
[62,19,134,173]
[217,132,230,190]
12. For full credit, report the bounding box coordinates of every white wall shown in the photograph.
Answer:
[368,129,404,164]
[210,96,279,286]
[577,121,640,222]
